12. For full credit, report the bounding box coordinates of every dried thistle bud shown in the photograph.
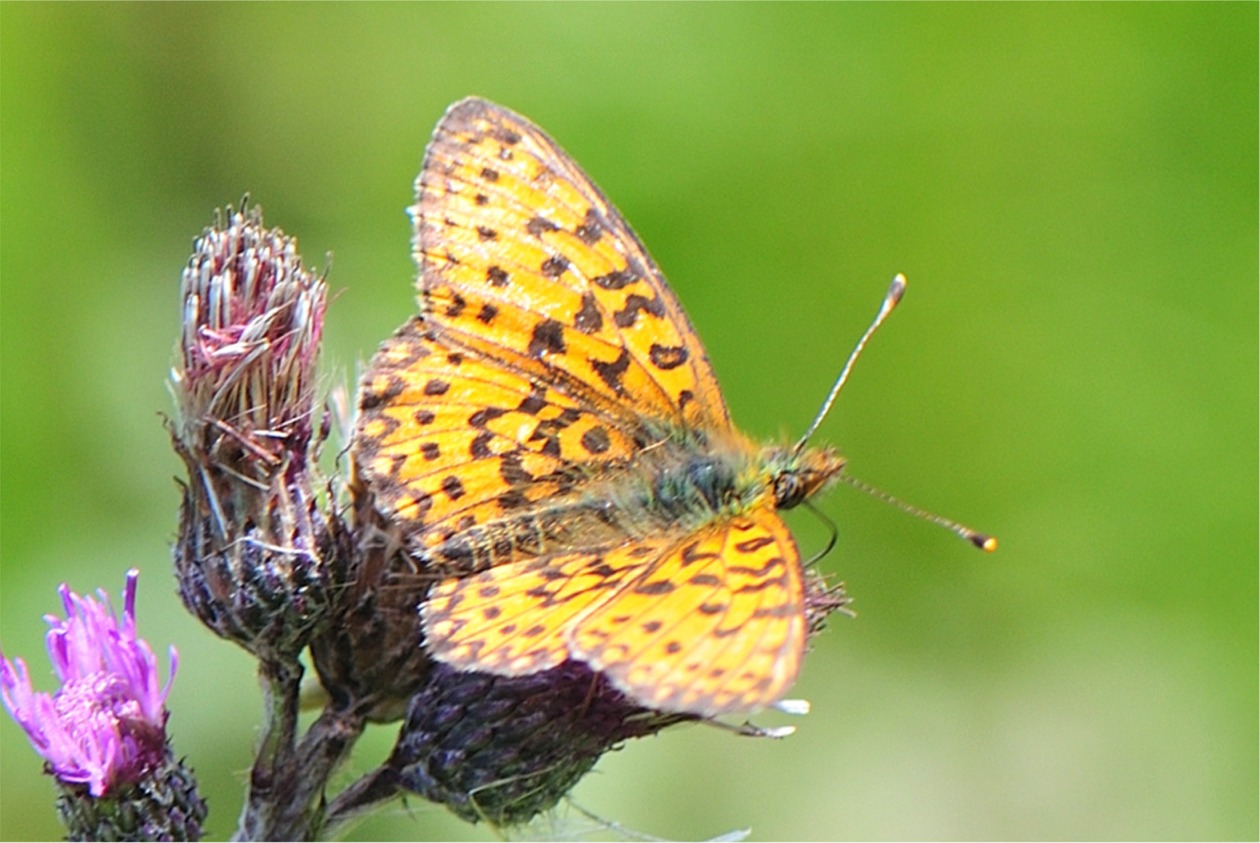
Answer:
[804,570,852,636]
[169,204,333,659]
[354,662,692,827]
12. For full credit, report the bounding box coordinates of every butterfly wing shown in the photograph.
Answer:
[413,96,730,433]
[421,536,674,677]
[357,96,732,541]
[570,510,806,716]
[356,320,644,547]
[421,509,806,716]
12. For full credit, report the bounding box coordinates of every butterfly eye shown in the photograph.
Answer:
[773,471,807,510]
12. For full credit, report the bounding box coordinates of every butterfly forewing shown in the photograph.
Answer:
[356,321,644,542]
[414,97,731,432]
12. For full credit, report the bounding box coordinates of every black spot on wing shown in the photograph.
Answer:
[445,293,467,318]
[486,266,509,287]
[635,579,677,596]
[592,268,636,290]
[575,207,604,245]
[574,292,603,334]
[470,432,495,459]
[613,294,665,328]
[517,386,547,415]
[580,426,610,454]
[469,407,507,427]
[734,535,776,553]
[648,343,689,370]
[527,216,561,237]
[541,256,569,279]
[441,475,466,500]
[477,303,498,324]
[359,375,405,411]
[528,318,566,358]
[591,349,631,395]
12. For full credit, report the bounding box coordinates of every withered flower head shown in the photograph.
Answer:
[169,204,334,660]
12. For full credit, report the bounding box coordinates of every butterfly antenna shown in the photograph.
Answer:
[794,273,906,454]
[792,273,996,552]
[841,473,998,551]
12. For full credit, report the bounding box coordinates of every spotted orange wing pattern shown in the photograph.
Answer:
[421,535,674,678]
[570,512,805,716]
[356,319,644,553]
[423,509,806,717]
[357,96,731,547]
[413,97,730,434]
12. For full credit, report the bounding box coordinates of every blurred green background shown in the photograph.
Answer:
[2,4,1255,840]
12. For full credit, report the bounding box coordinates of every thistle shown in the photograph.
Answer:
[308,494,437,724]
[169,203,334,662]
[0,571,205,841]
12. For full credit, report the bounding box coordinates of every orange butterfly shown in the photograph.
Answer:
[353,97,990,718]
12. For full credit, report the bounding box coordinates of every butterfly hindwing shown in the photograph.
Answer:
[420,536,672,677]
[420,508,806,716]
[571,511,806,716]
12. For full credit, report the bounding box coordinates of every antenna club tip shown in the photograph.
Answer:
[889,273,907,302]
[970,533,998,552]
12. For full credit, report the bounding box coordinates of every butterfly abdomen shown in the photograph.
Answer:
[423,499,626,575]
[423,441,770,575]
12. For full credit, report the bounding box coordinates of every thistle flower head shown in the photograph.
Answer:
[1,571,175,798]
[172,204,325,454]
[397,661,696,825]
[310,500,435,723]
[170,204,336,658]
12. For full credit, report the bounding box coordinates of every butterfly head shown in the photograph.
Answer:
[763,445,846,511]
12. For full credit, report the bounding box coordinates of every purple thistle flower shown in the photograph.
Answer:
[1,570,176,798]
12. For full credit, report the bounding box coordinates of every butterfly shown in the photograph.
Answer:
[353,97,991,718]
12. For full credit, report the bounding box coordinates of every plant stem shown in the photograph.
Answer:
[234,657,303,841]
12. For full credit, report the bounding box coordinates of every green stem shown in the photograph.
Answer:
[234,657,303,841]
